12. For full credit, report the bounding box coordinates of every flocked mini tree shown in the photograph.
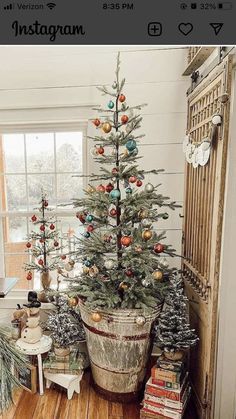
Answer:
[68,54,180,311]
[24,192,62,299]
[154,273,199,356]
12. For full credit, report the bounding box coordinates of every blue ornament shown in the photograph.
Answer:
[86,214,94,222]
[108,100,115,109]
[85,260,92,267]
[130,147,138,156]
[126,187,132,194]
[110,189,121,199]
[84,232,91,238]
[126,139,137,151]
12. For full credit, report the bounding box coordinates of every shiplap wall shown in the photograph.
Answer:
[0,47,188,312]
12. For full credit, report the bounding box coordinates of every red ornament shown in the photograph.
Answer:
[121,236,132,247]
[54,241,59,247]
[93,118,101,127]
[76,212,86,223]
[40,225,45,232]
[154,243,165,254]
[38,258,44,266]
[136,180,143,187]
[125,269,134,277]
[129,176,137,183]
[109,208,117,217]
[96,184,106,193]
[106,183,114,193]
[31,215,37,222]
[44,200,48,207]
[87,225,94,233]
[50,223,55,230]
[112,167,119,176]
[97,146,105,155]
[121,115,129,124]
[61,255,66,260]
[119,94,126,103]
[39,238,45,243]
[26,242,31,248]
[26,272,32,281]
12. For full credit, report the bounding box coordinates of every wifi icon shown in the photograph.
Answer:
[47,2,56,9]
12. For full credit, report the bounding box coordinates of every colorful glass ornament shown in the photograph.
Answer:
[108,100,115,109]
[31,215,37,222]
[93,118,101,127]
[38,258,44,265]
[61,255,66,260]
[136,180,143,187]
[87,225,94,233]
[50,223,55,230]
[121,115,129,124]
[26,242,31,248]
[145,183,154,193]
[44,200,48,207]
[130,147,138,156]
[142,230,153,241]
[129,176,137,183]
[86,214,94,222]
[135,316,146,326]
[68,297,78,307]
[40,225,45,231]
[125,269,134,277]
[96,184,106,193]
[126,139,137,151]
[119,94,126,103]
[152,270,163,281]
[54,241,59,247]
[154,243,165,253]
[26,272,32,281]
[126,187,132,194]
[91,312,102,322]
[97,145,105,155]
[106,183,114,193]
[112,167,119,176]
[109,208,117,217]
[84,260,92,267]
[110,189,121,199]
[120,236,132,247]
[162,213,169,220]
[119,282,128,290]
[102,122,112,133]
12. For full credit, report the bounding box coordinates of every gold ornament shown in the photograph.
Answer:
[119,282,128,290]
[142,230,153,241]
[138,209,149,220]
[152,270,163,281]
[102,122,112,134]
[68,296,79,307]
[83,266,90,274]
[91,312,102,322]
[89,265,99,277]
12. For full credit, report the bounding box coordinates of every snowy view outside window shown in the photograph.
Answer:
[0,131,84,290]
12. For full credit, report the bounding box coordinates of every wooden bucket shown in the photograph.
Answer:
[79,301,161,402]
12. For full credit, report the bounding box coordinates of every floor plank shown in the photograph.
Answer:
[1,372,198,419]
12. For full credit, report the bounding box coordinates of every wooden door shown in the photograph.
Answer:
[182,56,233,419]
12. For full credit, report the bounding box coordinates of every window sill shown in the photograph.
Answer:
[0,289,55,310]
[0,277,18,298]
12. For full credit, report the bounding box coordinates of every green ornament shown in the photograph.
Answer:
[86,214,94,222]
[126,139,137,151]
[84,232,90,238]
[108,100,114,109]
[126,187,132,194]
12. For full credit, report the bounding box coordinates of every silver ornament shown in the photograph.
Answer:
[159,257,169,268]
[141,219,152,228]
[135,316,146,326]
[112,81,117,89]
[145,183,154,193]
[142,278,151,287]
[212,114,222,126]
[104,259,115,270]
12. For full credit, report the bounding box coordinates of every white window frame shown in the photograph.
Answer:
[0,121,88,306]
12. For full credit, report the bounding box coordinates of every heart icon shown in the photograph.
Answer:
[178,23,193,36]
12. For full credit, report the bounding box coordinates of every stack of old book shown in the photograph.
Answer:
[43,350,84,375]
[140,354,190,419]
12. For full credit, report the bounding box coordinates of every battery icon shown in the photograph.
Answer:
[218,2,233,9]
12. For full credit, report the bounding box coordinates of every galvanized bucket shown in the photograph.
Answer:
[79,301,161,402]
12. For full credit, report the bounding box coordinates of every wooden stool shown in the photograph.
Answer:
[44,371,84,400]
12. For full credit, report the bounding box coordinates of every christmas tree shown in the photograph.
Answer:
[45,296,85,348]
[0,328,28,414]
[155,273,199,354]
[24,192,62,295]
[68,54,180,310]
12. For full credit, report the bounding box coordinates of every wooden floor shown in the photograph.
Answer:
[1,372,198,419]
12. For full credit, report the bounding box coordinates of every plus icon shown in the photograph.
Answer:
[148,22,163,36]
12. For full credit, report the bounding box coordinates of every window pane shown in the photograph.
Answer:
[26,133,54,173]
[56,132,83,172]
[5,253,30,290]
[3,175,27,211]
[57,174,83,205]
[2,134,25,173]
[28,174,55,209]
[3,216,27,248]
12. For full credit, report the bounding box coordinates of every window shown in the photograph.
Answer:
[0,128,86,291]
